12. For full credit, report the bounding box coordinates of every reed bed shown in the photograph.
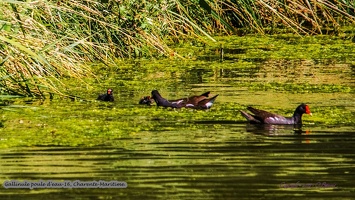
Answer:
[0,0,354,97]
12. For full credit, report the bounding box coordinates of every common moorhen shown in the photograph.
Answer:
[150,90,218,109]
[240,103,312,125]
[139,91,211,106]
[97,89,114,102]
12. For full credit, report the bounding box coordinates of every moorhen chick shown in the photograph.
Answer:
[139,96,154,105]
[97,88,114,102]
[240,103,312,125]
[150,90,218,109]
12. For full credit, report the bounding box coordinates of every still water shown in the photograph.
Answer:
[0,35,354,199]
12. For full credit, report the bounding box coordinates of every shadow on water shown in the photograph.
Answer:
[0,122,354,199]
[245,123,306,135]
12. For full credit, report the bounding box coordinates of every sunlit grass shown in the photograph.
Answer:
[1,0,355,97]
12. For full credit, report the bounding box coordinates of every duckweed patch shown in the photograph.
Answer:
[0,97,353,148]
[1,35,354,148]
[247,82,353,93]
[207,35,355,61]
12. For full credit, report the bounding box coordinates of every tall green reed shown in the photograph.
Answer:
[0,0,354,97]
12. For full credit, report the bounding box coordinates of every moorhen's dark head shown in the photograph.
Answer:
[139,96,154,105]
[296,103,312,116]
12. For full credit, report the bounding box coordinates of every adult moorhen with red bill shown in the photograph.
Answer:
[97,89,114,102]
[240,103,312,125]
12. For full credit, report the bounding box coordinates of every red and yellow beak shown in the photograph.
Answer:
[305,105,312,116]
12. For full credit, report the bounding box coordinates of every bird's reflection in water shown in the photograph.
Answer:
[245,123,311,136]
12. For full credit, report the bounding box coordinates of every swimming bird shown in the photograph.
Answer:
[240,103,312,125]
[140,91,211,106]
[97,89,114,102]
[150,90,218,109]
